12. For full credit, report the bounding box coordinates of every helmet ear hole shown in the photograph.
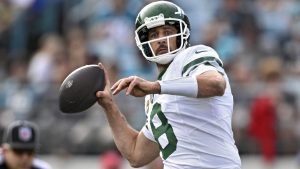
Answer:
[139,27,149,43]
[142,43,153,57]
[176,36,182,48]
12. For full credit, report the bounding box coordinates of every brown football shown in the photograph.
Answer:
[59,65,105,113]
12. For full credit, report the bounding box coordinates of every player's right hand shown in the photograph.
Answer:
[96,63,114,109]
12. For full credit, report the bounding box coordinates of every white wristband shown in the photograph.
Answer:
[158,76,198,98]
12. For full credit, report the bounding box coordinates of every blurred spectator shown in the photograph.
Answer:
[172,0,221,44]
[255,0,294,38]
[248,57,282,164]
[254,0,296,56]
[0,59,36,121]
[0,1,13,57]
[0,1,13,33]
[1,120,52,169]
[230,59,256,154]
[284,16,300,73]
[65,27,89,70]
[213,0,253,63]
[27,33,65,95]
[87,0,152,78]
[8,0,34,58]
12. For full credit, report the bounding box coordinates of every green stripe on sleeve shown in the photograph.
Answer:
[157,69,167,80]
[182,56,222,76]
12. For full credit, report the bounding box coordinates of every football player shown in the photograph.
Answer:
[96,1,241,168]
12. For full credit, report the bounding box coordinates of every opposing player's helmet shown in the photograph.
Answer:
[135,1,191,64]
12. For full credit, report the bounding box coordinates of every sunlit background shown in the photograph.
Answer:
[1,0,300,168]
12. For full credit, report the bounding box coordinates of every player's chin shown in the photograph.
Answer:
[156,50,168,55]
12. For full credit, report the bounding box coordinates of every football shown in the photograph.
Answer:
[59,65,105,114]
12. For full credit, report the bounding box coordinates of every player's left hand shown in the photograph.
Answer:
[111,76,160,97]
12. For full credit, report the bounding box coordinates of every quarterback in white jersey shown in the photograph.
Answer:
[142,45,241,168]
[95,1,241,169]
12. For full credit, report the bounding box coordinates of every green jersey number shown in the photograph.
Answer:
[150,103,178,159]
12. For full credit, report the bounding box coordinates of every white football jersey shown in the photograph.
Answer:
[142,45,241,169]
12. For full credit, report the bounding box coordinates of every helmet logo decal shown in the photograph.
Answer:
[144,14,165,29]
[175,6,184,16]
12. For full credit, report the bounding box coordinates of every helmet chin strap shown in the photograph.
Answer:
[148,45,186,64]
[145,33,188,64]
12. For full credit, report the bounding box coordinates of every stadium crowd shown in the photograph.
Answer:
[1,0,300,165]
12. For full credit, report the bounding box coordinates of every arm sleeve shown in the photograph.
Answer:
[141,125,156,142]
[181,45,224,77]
[188,60,225,76]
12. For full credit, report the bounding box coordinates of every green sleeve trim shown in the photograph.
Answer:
[157,69,167,80]
[182,56,222,76]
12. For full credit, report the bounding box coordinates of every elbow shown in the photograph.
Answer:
[128,159,144,168]
[127,155,144,168]
[197,72,226,97]
[215,79,226,96]
[216,85,225,96]
[130,163,142,168]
